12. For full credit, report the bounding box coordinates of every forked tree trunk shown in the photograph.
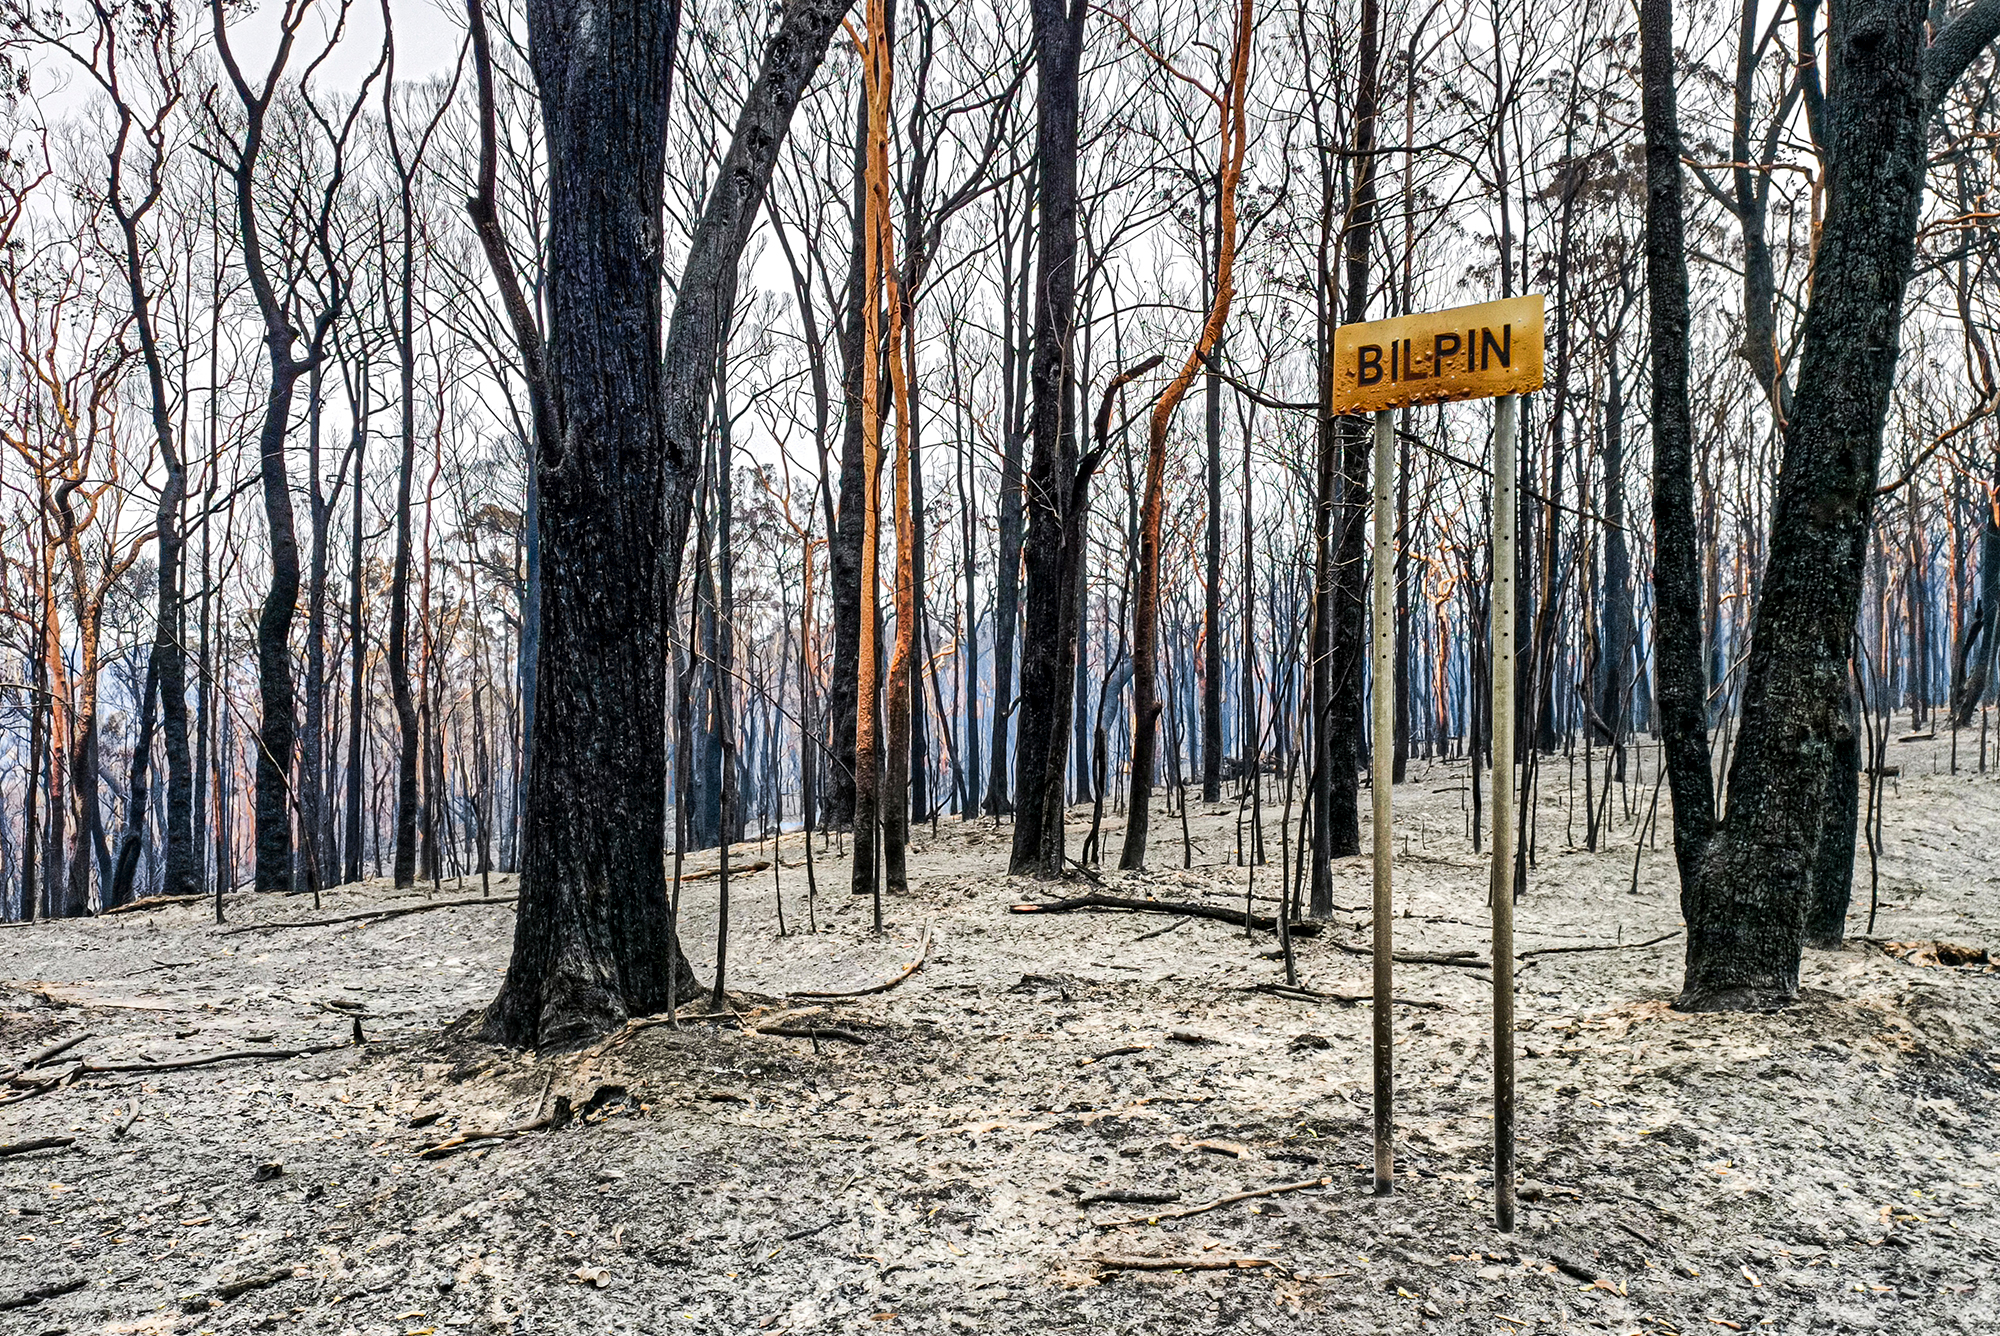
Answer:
[1677,0,2000,1009]
[485,0,851,1046]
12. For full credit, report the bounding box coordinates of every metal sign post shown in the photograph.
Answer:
[1371,406,1395,1196]
[1490,391,1519,1233]
[1332,295,1542,1223]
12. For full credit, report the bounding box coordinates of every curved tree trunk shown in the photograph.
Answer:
[252,366,305,893]
[1640,0,1714,901]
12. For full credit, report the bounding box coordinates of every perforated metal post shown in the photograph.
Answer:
[1490,392,1519,1233]
[1371,407,1396,1196]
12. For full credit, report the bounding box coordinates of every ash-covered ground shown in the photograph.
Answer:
[3,728,1996,1334]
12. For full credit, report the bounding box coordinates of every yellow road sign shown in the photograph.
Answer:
[1332,294,1545,414]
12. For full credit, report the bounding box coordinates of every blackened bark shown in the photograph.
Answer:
[1598,348,1634,771]
[1318,0,1381,893]
[250,366,303,893]
[342,367,368,885]
[388,156,422,889]
[484,0,691,1046]
[1202,344,1223,804]
[1392,423,1409,783]
[1009,0,1086,877]
[827,88,869,830]
[1309,351,1335,910]
[486,0,848,1046]
[299,368,331,896]
[987,188,1033,815]
[109,655,159,907]
[1805,696,1860,947]
[209,0,345,895]
[107,122,196,904]
[1730,0,1796,420]
[1640,0,1713,896]
[1952,453,2000,724]
[1677,0,2000,1009]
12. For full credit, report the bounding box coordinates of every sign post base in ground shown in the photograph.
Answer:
[1490,391,1519,1233]
[1334,296,1542,1230]
[1371,406,1395,1196]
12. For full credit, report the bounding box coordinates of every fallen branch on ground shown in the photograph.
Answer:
[0,1136,75,1158]
[676,860,771,883]
[101,893,209,917]
[1011,895,1322,937]
[0,1074,69,1107]
[4,1031,92,1082]
[417,1097,572,1159]
[754,1024,869,1045]
[788,924,932,999]
[77,1041,351,1075]
[1322,939,1488,969]
[1079,1043,1153,1064]
[1093,1255,1280,1273]
[1517,929,1682,960]
[1248,982,1448,1011]
[1861,938,1993,968]
[1078,1188,1182,1206]
[216,896,517,936]
[0,1276,87,1310]
[1615,1220,1660,1249]
[1094,1176,1332,1228]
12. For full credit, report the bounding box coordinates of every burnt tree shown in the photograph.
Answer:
[485,0,851,1046]
[1677,0,2000,1009]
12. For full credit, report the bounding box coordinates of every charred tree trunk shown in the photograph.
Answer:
[387,177,423,889]
[1598,346,1635,777]
[827,87,870,831]
[1120,0,1250,870]
[109,655,160,907]
[1010,0,1086,877]
[251,358,307,893]
[342,365,369,885]
[101,113,196,904]
[1202,336,1224,804]
[1640,0,1714,897]
[1320,0,1382,886]
[484,0,851,1046]
[1677,0,2000,1009]
[1952,453,2000,724]
[987,188,1032,816]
